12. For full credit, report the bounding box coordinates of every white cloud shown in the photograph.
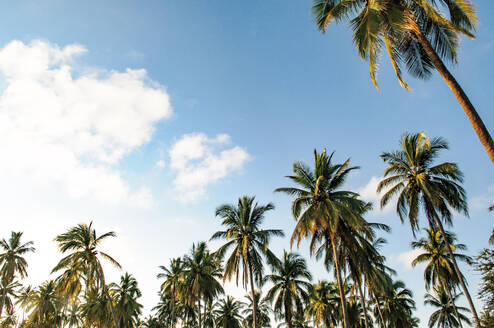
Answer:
[0,40,172,207]
[358,176,393,215]
[470,183,494,211]
[155,159,166,169]
[169,133,250,202]
[395,249,424,269]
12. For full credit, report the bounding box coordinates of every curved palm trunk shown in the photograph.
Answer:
[409,19,494,166]
[247,258,258,328]
[432,217,480,328]
[356,279,370,328]
[330,235,350,328]
[371,291,387,328]
[441,278,463,328]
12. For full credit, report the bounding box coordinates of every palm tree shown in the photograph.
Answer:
[79,286,113,328]
[275,149,370,328]
[110,273,143,328]
[25,280,63,327]
[213,296,243,328]
[425,286,471,328]
[158,258,184,328]
[377,279,417,328]
[264,251,312,328]
[0,232,35,317]
[182,242,224,328]
[211,196,284,328]
[411,228,472,327]
[52,222,121,328]
[241,290,271,328]
[377,132,480,327]
[306,281,340,328]
[311,0,494,165]
[0,280,20,321]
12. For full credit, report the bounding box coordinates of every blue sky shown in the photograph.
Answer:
[0,1,493,326]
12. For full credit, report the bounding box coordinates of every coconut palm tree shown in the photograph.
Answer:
[264,251,312,328]
[306,281,340,328]
[378,280,417,328]
[0,280,20,321]
[158,258,184,328]
[213,296,243,328]
[79,286,113,328]
[311,0,494,165]
[411,228,471,327]
[425,286,471,328]
[377,132,480,327]
[241,290,271,328]
[275,149,370,328]
[52,222,121,328]
[182,242,224,328]
[0,232,35,317]
[24,280,63,327]
[211,196,284,328]
[110,273,143,328]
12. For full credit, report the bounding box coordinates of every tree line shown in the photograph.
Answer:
[0,132,493,328]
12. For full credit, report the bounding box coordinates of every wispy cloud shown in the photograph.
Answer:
[357,176,393,216]
[169,133,250,203]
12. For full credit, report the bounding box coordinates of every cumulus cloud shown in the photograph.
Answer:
[358,176,393,215]
[395,249,424,269]
[0,40,172,207]
[169,133,250,202]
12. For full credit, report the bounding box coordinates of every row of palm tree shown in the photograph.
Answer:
[0,132,490,328]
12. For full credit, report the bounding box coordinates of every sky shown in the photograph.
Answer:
[0,1,493,326]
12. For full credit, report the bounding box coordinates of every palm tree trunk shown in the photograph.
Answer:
[409,18,494,166]
[0,286,7,318]
[330,235,350,328]
[284,296,293,328]
[356,278,370,328]
[433,216,481,328]
[197,298,202,328]
[171,288,176,328]
[247,258,258,328]
[441,278,463,328]
[100,272,119,328]
[371,291,387,328]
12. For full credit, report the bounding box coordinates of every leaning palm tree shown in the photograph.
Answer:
[276,149,370,328]
[425,286,471,328]
[311,0,494,165]
[0,232,35,317]
[411,228,471,327]
[377,132,480,327]
[52,222,121,328]
[211,196,284,328]
[158,258,184,328]
[264,251,312,328]
[213,296,243,328]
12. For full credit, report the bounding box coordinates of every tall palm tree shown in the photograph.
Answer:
[377,132,480,327]
[275,149,370,328]
[306,281,340,328]
[411,228,471,327]
[264,251,312,328]
[158,258,184,328]
[182,242,224,328]
[211,196,284,328]
[25,280,63,327]
[241,290,271,328]
[311,0,494,165]
[0,232,35,317]
[110,273,143,328]
[52,222,121,328]
[425,286,471,328]
[213,296,243,328]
